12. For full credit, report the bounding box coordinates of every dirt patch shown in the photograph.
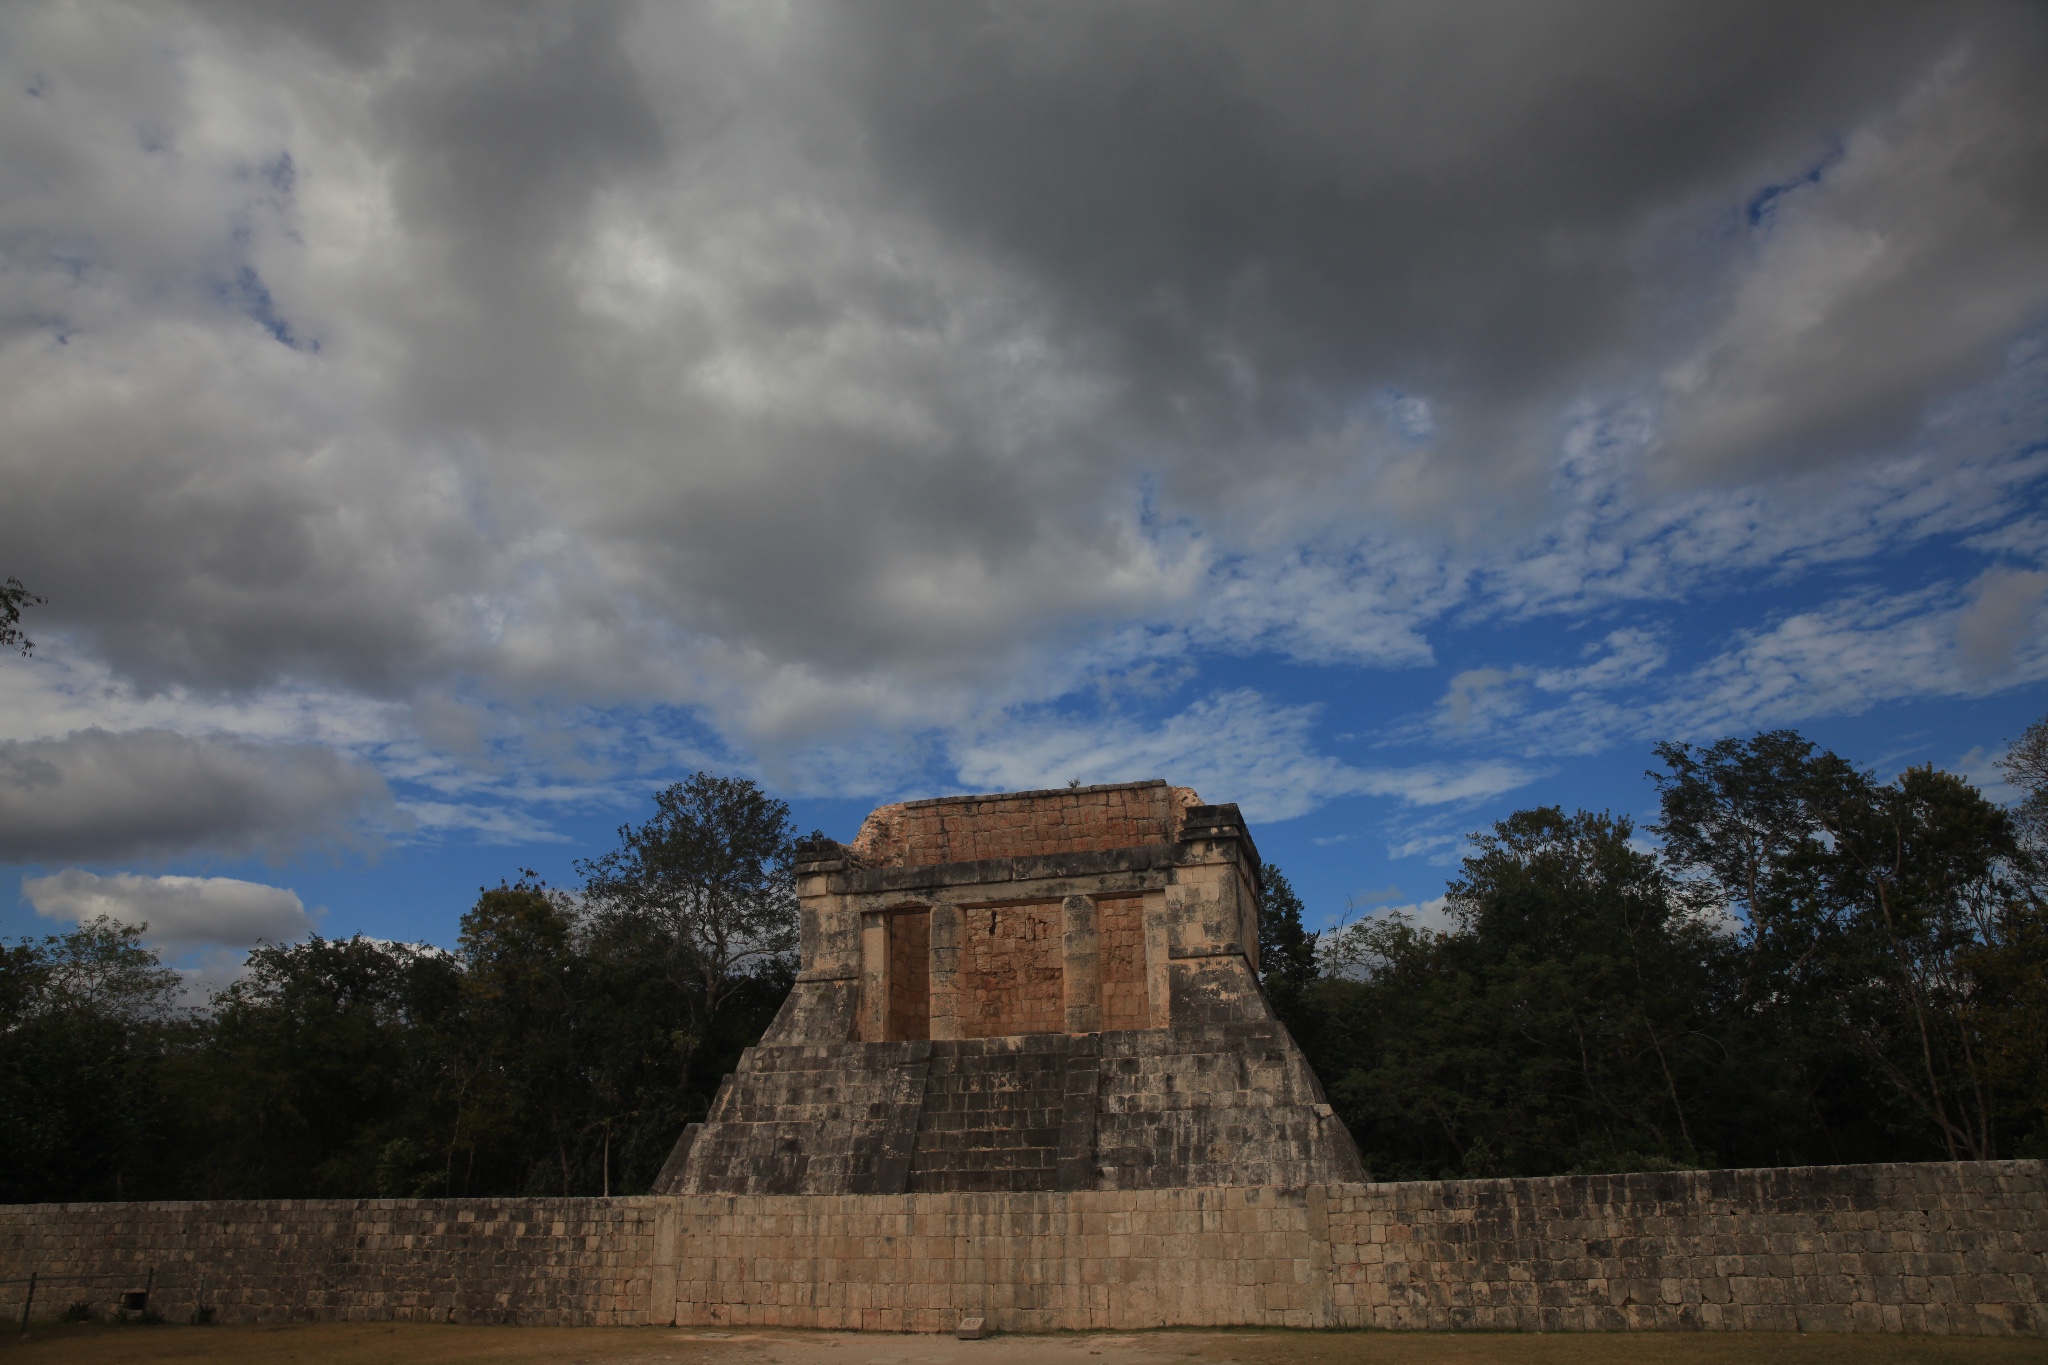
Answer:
[2,1324,2041,1365]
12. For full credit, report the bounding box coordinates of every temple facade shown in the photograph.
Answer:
[654,779,1364,1195]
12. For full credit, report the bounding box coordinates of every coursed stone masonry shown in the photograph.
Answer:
[13,788,2036,1337]
[659,780,1364,1197]
[3,1163,2042,1334]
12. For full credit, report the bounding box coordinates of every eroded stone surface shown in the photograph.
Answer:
[664,779,1362,1195]
[4,1162,2042,1334]
[849,782,1204,868]
[11,786,2031,1337]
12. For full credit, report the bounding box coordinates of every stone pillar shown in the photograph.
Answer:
[1241,873,1262,977]
[859,911,889,1042]
[1142,892,1173,1029]
[1062,894,1101,1033]
[928,901,963,1041]
[650,1201,680,1325]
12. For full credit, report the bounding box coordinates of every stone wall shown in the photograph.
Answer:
[1325,1162,2045,1334]
[850,782,1200,868]
[0,1198,669,1327]
[1096,896,1150,1032]
[4,1162,2040,1335]
[958,902,1065,1038]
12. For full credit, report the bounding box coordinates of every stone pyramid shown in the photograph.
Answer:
[654,779,1364,1194]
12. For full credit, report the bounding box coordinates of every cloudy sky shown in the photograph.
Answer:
[4,0,2046,973]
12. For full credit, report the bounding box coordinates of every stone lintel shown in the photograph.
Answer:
[842,873,1167,915]
[827,836,1260,903]
[889,777,1170,811]
[827,842,1186,896]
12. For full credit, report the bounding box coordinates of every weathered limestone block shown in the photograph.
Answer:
[6,1167,2034,1333]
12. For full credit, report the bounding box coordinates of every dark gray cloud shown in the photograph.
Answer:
[0,0,2041,775]
[23,867,315,948]
[825,2,2044,484]
[0,729,392,864]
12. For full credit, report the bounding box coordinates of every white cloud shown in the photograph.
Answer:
[1350,763,1540,807]
[1669,584,2048,738]
[1478,354,2048,628]
[0,728,394,864]
[400,800,574,845]
[1374,895,1454,936]
[1420,570,2048,761]
[1318,896,1456,977]
[1386,831,1464,864]
[1656,43,2048,481]
[1182,538,1453,668]
[1957,567,2048,674]
[23,868,316,949]
[0,1,2042,857]
[954,689,1538,823]
[1950,743,2020,808]
[1533,629,1668,693]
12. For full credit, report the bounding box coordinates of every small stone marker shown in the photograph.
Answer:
[955,1316,987,1340]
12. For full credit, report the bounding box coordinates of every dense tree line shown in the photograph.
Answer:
[0,774,800,1203]
[6,727,2047,1202]
[1267,725,2048,1180]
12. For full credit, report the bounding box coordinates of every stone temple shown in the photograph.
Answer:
[654,779,1364,1195]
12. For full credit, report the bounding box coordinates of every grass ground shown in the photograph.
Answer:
[1,1322,2042,1365]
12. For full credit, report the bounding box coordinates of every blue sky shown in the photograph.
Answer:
[2,2,2046,989]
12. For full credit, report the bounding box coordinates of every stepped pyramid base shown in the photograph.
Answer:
[655,781,1366,1195]
[661,1001,1361,1195]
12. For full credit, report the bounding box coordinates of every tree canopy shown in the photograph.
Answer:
[1288,730,2048,1180]
[1,575,45,655]
[2,775,800,1201]
[4,738,2043,1202]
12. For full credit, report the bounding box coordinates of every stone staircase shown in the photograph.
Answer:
[661,1009,1360,1196]
[907,1035,1100,1193]
[669,1041,928,1195]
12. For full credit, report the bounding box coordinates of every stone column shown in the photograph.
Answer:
[1062,894,1101,1033]
[650,1202,680,1325]
[1142,892,1173,1029]
[859,910,890,1042]
[928,901,963,1040]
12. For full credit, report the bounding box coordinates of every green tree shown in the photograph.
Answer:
[1654,732,2041,1160]
[1818,764,2025,1160]
[577,774,799,1083]
[0,918,181,1201]
[575,913,793,1193]
[1309,809,1739,1180]
[0,776,807,1202]
[172,936,460,1198]
[1993,720,2048,1153]
[0,575,44,655]
[1257,863,1319,1035]
[2002,713,2048,858]
[1648,731,1884,1161]
[450,876,588,1196]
